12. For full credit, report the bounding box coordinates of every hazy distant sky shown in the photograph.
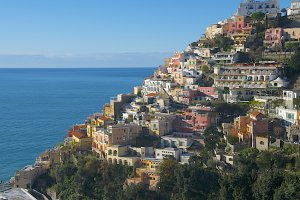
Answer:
[0,0,291,68]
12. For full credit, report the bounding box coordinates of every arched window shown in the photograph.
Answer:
[113,150,117,156]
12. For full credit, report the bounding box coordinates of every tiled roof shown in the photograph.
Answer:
[146,93,157,97]
[73,131,87,139]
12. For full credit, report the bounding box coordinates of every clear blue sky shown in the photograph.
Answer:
[0,0,291,67]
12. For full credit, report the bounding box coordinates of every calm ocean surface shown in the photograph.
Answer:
[0,68,154,181]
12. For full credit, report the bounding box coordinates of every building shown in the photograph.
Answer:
[224,111,269,143]
[264,28,284,49]
[276,106,300,126]
[72,131,93,151]
[287,124,300,143]
[284,28,300,41]
[149,114,175,136]
[86,115,114,137]
[212,52,239,64]
[184,106,220,132]
[14,165,46,189]
[92,124,142,157]
[198,86,219,100]
[283,90,300,109]
[236,0,280,16]
[205,24,223,39]
[103,93,136,119]
[287,0,300,16]
[125,169,160,191]
[155,148,181,161]
[142,77,171,95]
[213,62,284,89]
[106,145,139,166]
[223,15,252,37]
[232,33,250,52]
[161,133,195,150]
[255,135,269,151]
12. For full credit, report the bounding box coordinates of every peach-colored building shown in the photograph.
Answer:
[227,111,269,143]
[223,16,252,36]
[92,124,142,157]
[264,28,284,49]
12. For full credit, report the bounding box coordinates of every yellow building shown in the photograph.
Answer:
[87,116,114,137]
[72,132,93,151]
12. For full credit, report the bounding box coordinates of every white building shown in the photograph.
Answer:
[161,134,194,150]
[236,0,280,16]
[276,106,299,126]
[212,52,239,64]
[287,0,300,16]
[142,78,171,95]
[283,90,300,109]
[155,148,181,161]
[214,62,284,89]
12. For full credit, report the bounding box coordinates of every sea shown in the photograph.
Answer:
[0,68,154,181]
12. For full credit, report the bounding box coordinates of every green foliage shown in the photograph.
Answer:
[203,126,222,152]
[285,41,300,52]
[251,12,265,22]
[172,165,220,200]
[36,153,132,200]
[236,52,252,63]
[273,174,300,200]
[158,158,179,198]
[227,135,239,145]
[121,183,160,200]
[208,34,234,51]
[289,51,300,72]
[190,42,198,47]
[201,65,210,73]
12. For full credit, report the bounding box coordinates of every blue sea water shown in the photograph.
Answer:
[0,68,154,181]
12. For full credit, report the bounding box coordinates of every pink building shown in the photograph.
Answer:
[184,106,219,132]
[173,116,194,133]
[264,28,284,49]
[170,52,182,68]
[223,16,252,36]
[181,90,200,105]
[198,87,218,100]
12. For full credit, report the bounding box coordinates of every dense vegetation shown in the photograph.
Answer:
[33,142,300,200]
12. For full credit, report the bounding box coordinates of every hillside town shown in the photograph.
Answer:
[2,0,300,199]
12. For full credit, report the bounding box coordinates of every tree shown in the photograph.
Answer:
[203,127,222,152]
[253,170,282,200]
[273,174,300,200]
[158,158,179,198]
[172,165,220,200]
[227,135,239,145]
[201,65,210,73]
[289,51,300,72]
[281,8,287,17]
[251,12,265,22]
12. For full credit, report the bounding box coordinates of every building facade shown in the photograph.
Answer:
[236,0,280,16]
[213,62,283,89]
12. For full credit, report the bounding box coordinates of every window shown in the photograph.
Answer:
[260,141,264,145]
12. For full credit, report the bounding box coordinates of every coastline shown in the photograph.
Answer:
[0,68,154,182]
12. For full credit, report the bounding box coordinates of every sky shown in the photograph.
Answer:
[0,0,291,68]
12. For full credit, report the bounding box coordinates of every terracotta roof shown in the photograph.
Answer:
[146,93,157,97]
[250,111,263,118]
[99,116,111,121]
[73,131,87,139]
